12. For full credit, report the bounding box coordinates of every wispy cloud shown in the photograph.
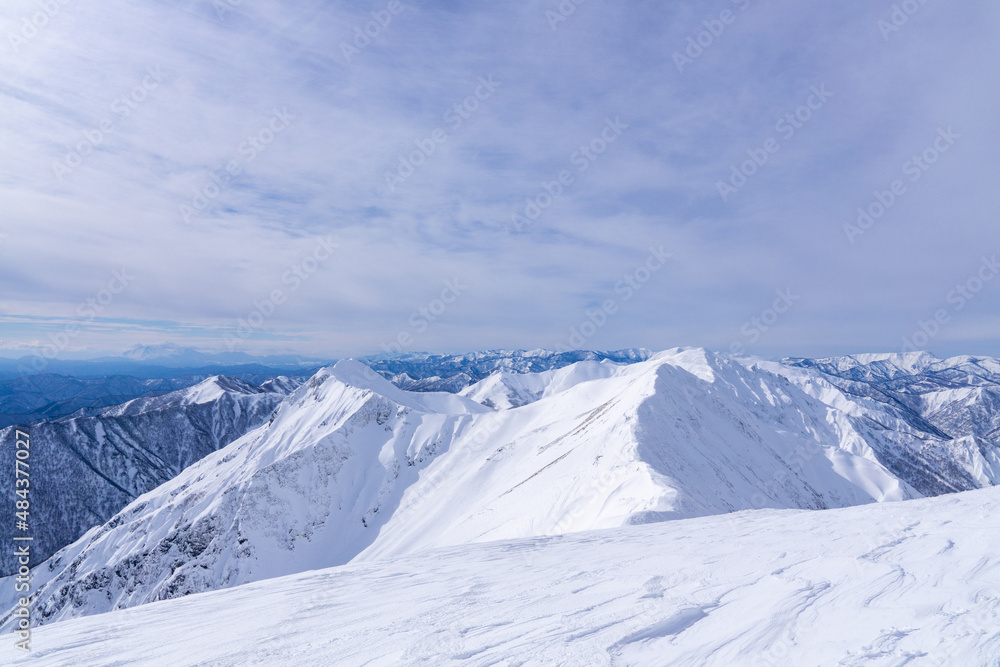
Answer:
[2,0,999,358]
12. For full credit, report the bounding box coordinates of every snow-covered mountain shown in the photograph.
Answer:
[0,376,300,575]
[0,374,214,428]
[0,349,933,626]
[6,347,1000,634]
[0,363,491,626]
[0,369,315,428]
[786,352,1000,446]
[768,353,1000,494]
[9,484,999,666]
[358,348,916,561]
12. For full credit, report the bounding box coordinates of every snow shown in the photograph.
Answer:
[0,377,290,575]
[4,350,936,626]
[328,359,491,415]
[176,376,235,404]
[6,346,1000,661]
[367,348,652,393]
[789,351,942,378]
[763,353,1000,493]
[0,360,495,625]
[458,359,622,409]
[6,485,1000,666]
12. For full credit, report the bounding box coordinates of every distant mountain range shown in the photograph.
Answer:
[0,344,324,427]
[5,347,1000,629]
[366,348,651,392]
[0,371,307,429]
[0,348,647,427]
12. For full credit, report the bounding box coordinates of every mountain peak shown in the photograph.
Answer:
[330,359,400,394]
[295,360,490,417]
[180,375,261,403]
[650,347,718,382]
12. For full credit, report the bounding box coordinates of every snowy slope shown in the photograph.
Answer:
[6,485,1000,666]
[361,348,915,561]
[2,350,930,627]
[0,376,297,574]
[0,362,490,626]
[457,359,621,409]
[770,353,1000,493]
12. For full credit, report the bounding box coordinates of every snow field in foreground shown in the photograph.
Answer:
[6,485,1000,666]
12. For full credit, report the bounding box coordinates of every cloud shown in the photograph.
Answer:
[2,0,1000,359]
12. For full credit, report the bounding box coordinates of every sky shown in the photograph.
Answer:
[2,0,1000,361]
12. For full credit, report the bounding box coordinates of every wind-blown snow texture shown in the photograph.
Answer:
[0,376,298,574]
[6,486,999,666]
